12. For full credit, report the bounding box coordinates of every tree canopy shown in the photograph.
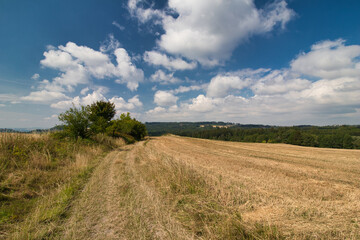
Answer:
[58,101,147,141]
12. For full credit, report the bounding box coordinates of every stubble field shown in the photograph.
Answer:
[4,134,360,239]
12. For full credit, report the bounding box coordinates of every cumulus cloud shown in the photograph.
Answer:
[207,75,250,98]
[150,70,181,84]
[127,0,165,24]
[51,88,143,113]
[144,51,197,70]
[114,48,144,91]
[130,0,294,66]
[154,90,178,106]
[109,95,143,112]
[147,106,166,115]
[40,41,143,92]
[21,90,70,103]
[291,39,360,79]
[251,70,311,95]
[146,39,360,125]
[25,39,144,103]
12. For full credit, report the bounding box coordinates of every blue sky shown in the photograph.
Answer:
[1,0,360,128]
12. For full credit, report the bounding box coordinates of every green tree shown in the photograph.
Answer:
[58,105,90,139]
[342,134,354,149]
[88,101,116,134]
[107,112,147,141]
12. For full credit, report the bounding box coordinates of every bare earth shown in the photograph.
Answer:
[57,135,360,239]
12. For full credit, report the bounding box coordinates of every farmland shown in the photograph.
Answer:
[2,134,360,239]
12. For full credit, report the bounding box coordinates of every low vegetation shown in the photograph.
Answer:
[3,105,359,239]
[0,101,147,239]
[58,101,147,142]
[148,123,360,149]
[0,132,124,238]
[54,135,360,239]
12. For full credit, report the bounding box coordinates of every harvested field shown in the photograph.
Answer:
[146,135,360,238]
[52,135,360,239]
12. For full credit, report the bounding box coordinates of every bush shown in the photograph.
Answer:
[58,102,147,142]
[58,105,90,139]
[88,101,116,134]
[106,113,147,141]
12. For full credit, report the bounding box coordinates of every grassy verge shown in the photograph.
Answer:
[143,153,282,239]
[117,142,283,239]
[0,132,123,239]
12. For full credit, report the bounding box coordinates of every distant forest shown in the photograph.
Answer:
[146,122,360,149]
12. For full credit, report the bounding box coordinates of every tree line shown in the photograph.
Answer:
[175,125,360,149]
[57,101,147,143]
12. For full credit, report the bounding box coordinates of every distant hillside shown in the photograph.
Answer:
[0,128,20,133]
[145,122,273,136]
[0,125,64,133]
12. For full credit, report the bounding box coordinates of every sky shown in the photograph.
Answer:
[1,0,360,128]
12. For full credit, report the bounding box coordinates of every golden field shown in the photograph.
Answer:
[2,134,360,239]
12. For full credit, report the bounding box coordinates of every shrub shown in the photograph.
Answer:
[58,105,90,139]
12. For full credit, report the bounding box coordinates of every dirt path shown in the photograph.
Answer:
[57,142,193,240]
[58,149,127,239]
[55,136,360,239]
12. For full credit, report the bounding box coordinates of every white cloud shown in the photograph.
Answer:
[127,0,165,24]
[50,88,106,109]
[109,95,143,112]
[150,70,181,84]
[207,74,250,98]
[128,95,143,107]
[100,33,121,52]
[146,106,166,115]
[144,51,197,70]
[188,94,217,112]
[154,90,178,106]
[81,90,107,106]
[130,0,294,66]
[50,87,143,115]
[146,39,360,125]
[114,48,144,91]
[291,39,360,79]
[112,21,125,31]
[38,41,144,94]
[251,70,311,95]
[80,87,90,95]
[170,84,207,94]
[50,96,81,110]
[21,90,70,103]
[41,49,79,71]
[31,73,40,80]
[59,42,116,79]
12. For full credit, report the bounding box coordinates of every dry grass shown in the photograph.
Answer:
[0,132,124,239]
[145,135,360,239]
[4,134,359,239]
[55,137,282,239]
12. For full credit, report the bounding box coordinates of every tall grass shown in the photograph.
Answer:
[0,132,124,239]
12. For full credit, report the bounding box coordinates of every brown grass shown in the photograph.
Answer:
[145,135,360,239]
[0,132,124,239]
[4,134,360,239]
